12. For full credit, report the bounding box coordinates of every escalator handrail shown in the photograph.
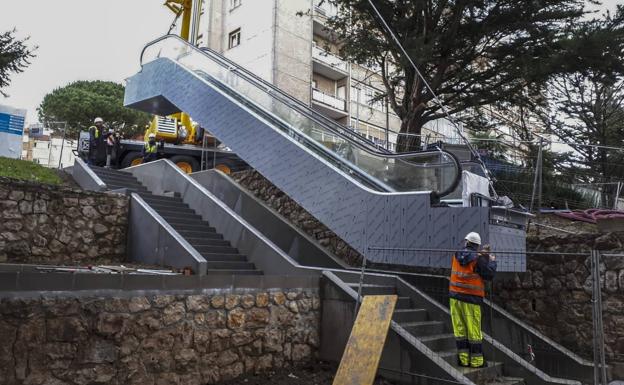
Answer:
[138,35,462,197]
[198,47,393,154]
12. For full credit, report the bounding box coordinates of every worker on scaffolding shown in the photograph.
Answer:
[449,232,497,368]
[88,117,106,166]
[142,133,161,163]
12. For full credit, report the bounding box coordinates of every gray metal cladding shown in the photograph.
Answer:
[124,57,525,271]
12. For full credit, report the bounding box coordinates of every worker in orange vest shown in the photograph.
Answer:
[449,232,497,368]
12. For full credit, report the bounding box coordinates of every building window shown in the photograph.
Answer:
[230,0,241,10]
[228,28,241,49]
[311,79,317,89]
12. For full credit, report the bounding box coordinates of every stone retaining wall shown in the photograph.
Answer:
[0,288,320,385]
[0,177,128,265]
[232,170,363,266]
[494,232,624,375]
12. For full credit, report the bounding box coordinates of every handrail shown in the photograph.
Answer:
[138,35,462,197]
[140,35,388,154]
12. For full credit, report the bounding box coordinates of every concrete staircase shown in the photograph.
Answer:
[90,166,262,275]
[345,281,526,385]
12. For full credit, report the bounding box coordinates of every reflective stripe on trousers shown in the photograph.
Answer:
[450,298,484,367]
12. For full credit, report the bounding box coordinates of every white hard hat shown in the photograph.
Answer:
[94,117,104,123]
[465,232,482,245]
[148,133,156,138]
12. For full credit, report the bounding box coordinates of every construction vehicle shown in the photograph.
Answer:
[76,116,246,174]
[77,0,246,174]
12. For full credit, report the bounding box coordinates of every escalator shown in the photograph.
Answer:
[124,35,526,271]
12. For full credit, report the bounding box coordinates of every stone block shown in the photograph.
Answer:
[162,302,186,325]
[240,294,255,309]
[186,295,210,312]
[79,340,119,364]
[227,308,245,329]
[18,200,32,214]
[256,293,269,308]
[219,362,244,381]
[129,297,151,313]
[225,294,240,310]
[47,317,86,342]
[606,270,619,293]
[271,292,286,306]
[9,190,25,201]
[33,200,47,214]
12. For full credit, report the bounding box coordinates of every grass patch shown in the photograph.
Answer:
[0,157,62,185]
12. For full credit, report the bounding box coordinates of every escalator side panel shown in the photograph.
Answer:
[125,57,525,271]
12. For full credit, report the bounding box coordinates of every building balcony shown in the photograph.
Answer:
[311,88,348,119]
[312,45,348,80]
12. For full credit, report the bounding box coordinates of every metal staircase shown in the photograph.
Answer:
[89,166,261,275]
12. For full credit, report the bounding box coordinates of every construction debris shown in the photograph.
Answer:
[34,264,182,275]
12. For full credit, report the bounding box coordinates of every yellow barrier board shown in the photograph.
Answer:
[333,295,398,385]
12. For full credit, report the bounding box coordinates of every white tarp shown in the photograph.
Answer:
[462,170,490,207]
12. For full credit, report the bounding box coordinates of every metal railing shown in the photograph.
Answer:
[312,45,348,72]
[312,88,347,111]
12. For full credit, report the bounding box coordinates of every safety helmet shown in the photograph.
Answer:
[148,133,156,138]
[94,117,104,124]
[465,232,481,245]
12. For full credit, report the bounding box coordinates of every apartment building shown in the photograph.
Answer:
[199,0,411,150]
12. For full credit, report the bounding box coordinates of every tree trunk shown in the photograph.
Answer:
[396,112,426,153]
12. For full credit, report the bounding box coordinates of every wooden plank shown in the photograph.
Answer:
[333,295,398,385]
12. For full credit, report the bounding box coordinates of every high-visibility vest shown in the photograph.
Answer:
[449,253,485,298]
[89,126,100,138]
[144,142,158,154]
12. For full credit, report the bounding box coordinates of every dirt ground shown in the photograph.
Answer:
[218,362,394,385]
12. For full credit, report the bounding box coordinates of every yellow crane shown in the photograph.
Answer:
[144,0,202,150]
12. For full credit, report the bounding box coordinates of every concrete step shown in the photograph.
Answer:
[91,167,137,179]
[392,308,428,323]
[95,172,141,184]
[169,223,217,233]
[488,377,526,385]
[143,200,190,210]
[107,183,148,192]
[201,253,247,262]
[419,333,456,351]
[159,212,204,222]
[205,269,263,275]
[437,350,457,364]
[461,362,503,383]
[151,207,199,217]
[194,245,239,254]
[399,321,446,336]
[184,234,225,242]
[188,238,231,247]
[178,230,221,238]
[395,297,412,309]
[148,202,195,213]
[205,261,256,270]
[138,194,185,205]
[348,284,396,295]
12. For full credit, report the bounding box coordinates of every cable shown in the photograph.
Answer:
[167,5,185,35]
[364,0,498,198]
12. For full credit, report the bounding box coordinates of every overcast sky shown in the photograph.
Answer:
[1,0,621,124]
[0,0,171,123]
